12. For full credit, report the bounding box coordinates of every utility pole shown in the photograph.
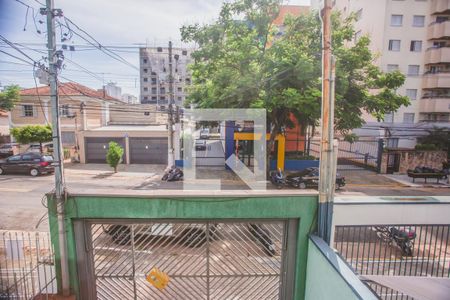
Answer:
[45,0,70,295]
[168,41,175,166]
[318,0,336,244]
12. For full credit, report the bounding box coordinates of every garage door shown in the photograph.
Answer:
[129,137,167,164]
[85,137,126,163]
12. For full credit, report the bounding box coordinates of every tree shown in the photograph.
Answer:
[0,85,20,111]
[416,127,450,155]
[10,125,52,153]
[106,141,124,173]
[181,0,409,164]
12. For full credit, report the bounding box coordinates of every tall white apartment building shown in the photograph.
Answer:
[139,47,192,110]
[330,0,450,147]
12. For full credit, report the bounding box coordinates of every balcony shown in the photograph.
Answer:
[427,21,450,40]
[430,0,450,14]
[424,47,450,64]
[419,97,450,113]
[422,72,450,88]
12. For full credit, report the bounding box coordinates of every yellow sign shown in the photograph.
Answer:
[146,267,170,290]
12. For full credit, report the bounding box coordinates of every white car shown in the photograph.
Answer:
[200,128,210,139]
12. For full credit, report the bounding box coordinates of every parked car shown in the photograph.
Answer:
[0,143,18,158]
[27,142,53,153]
[0,152,54,176]
[195,140,207,151]
[286,167,345,189]
[200,128,210,139]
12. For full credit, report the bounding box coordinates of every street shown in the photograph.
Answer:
[0,164,448,231]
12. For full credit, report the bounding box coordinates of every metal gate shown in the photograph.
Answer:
[85,137,126,164]
[75,219,297,300]
[129,138,168,164]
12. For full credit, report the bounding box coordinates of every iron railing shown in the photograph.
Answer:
[334,225,450,299]
[0,230,56,300]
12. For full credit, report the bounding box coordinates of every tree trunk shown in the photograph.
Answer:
[39,142,43,154]
[266,123,280,176]
[114,165,118,173]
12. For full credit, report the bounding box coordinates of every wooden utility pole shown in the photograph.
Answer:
[168,41,175,166]
[45,0,70,295]
[318,0,336,244]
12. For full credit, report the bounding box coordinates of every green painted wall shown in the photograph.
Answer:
[305,237,378,300]
[48,194,317,299]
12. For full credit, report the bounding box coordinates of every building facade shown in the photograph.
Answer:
[139,47,192,110]
[121,93,138,104]
[333,0,450,147]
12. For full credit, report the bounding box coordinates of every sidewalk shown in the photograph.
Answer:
[383,174,450,188]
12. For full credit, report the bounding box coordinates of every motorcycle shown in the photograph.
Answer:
[162,166,183,182]
[374,226,416,256]
[269,168,285,189]
[248,224,276,256]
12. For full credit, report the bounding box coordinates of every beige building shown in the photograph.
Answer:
[331,0,450,147]
[139,47,192,110]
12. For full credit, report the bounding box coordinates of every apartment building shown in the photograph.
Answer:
[332,0,450,147]
[139,47,192,110]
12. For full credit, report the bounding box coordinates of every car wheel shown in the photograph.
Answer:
[30,168,40,177]
[0,167,4,175]
[298,182,306,189]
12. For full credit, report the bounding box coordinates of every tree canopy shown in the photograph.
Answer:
[10,125,52,152]
[181,0,409,151]
[0,85,20,111]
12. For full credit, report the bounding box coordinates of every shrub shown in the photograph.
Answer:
[414,144,438,151]
[106,141,124,173]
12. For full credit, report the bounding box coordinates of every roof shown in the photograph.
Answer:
[272,5,309,26]
[20,82,119,101]
[91,125,168,132]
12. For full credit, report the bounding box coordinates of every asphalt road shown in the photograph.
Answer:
[0,164,448,231]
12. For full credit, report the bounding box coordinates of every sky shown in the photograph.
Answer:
[0,0,311,97]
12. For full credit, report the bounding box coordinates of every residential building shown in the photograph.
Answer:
[121,93,138,104]
[0,110,9,143]
[139,47,192,110]
[103,82,122,99]
[333,0,450,148]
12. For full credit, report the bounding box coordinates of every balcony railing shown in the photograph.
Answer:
[424,46,450,65]
[422,72,450,89]
[428,20,450,40]
[430,0,450,14]
[419,97,450,113]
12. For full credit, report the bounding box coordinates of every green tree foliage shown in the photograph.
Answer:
[10,125,52,153]
[106,141,124,173]
[0,85,20,111]
[416,127,450,154]
[181,0,409,159]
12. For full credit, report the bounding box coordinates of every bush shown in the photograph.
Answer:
[414,143,438,151]
[106,141,124,173]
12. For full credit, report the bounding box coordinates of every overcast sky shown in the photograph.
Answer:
[0,0,311,96]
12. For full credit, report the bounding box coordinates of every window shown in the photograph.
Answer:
[387,138,399,148]
[151,87,157,94]
[8,155,21,162]
[387,64,399,72]
[186,78,191,84]
[436,16,449,23]
[408,65,420,76]
[384,112,394,123]
[406,89,418,100]
[143,96,148,101]
[143,58,148,64]
[177,96,182,101]
[410,40,422,52]
[391,15,403,26]
[160,87,166,94]
[151,78,157,84]
[22,105,35,117]
[143,68,148,73]
[160,96,166,100]
[143,87,148,92]
[413,15,425,27]
[151,96,157,101]
[21,154,33,161]
[388,40,401,51]
[61,132,75,145]
[403,113,415,123]
[177,87,183,92]
[143,77,148,82]
[60,104,71,117]
[356,9,363,21]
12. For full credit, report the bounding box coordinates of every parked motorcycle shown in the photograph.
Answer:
[161,166,183,182]
[248,224,276,256]
[374,226,416,256]
[269,168,285,189]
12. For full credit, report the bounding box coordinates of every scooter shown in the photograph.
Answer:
[374,226,416,256]
[269,168,285,189]
[161,166,183,182]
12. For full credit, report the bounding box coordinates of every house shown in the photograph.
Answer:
[0,110,10,143]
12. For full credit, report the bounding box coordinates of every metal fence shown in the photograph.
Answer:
[0,231,56,299]
[78,219,294,299]
[334,225,450,299]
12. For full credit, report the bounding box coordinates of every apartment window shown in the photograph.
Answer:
[160,87,166,94]
[387,138,399,148]
[143,96,148,101]
[390,15,403,26]
[384,112,394,123]
[403,113,415,124]
[143,77,148,82]
[151,96,157,101]
[160,96,166,101]
[143,87,148,92]
[388,40,401,51]
[412,15,425,27]
[406,89,418,100]
[177,87,183,92]
[151,78,157,84]
[143,58,147,64]
[408,65,420,76]
[177,96,182,101]
[356,9,363,21]
[151,87,157,94]
[60,104,70,117]
[143,68,148,73]
[436,16,449,23]
[186,78,191,84]
[21,105,35,117]
[410,40,422,52]
[387,64,399,72]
